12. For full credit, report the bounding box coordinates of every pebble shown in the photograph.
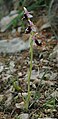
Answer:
[49,45,58,62]
[0,65,4,73]
[11,29,16,37]
[18,92,28,97]
[32,84,36,89]
[18,27,21,33]
[51,91,58,98]
[5,93,13,107]
[30,70,39,81]
[15,102,24,109]
[18,72,23,78]
[0,95,4,102]
[19,113,29,119]
[33,78,40,85]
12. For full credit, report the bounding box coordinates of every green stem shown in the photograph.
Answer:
[27,32,33,110]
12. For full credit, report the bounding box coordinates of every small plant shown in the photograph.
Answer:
[21,7,41,111]
[43,97,56,109]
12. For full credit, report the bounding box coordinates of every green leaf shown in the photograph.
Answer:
[43,98,56,109]
[13,81,22,91]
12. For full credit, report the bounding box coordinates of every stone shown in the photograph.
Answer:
[0,13,18,32]
[49,45,58,62]
[10,61,15,68]
[30,70,39,81]
[39,71,45,79]
[15,102,24,109]
[5,93,13,107]
[18,92,28,97]
[2,74,12,82]
[44,72,57,80]
[0,38,30,53]
[40,22,51,31]
[49,72,57,80]
[10,10,18,16]
[32,84,36,89]
[0,95,4,102]
[51,91,58,98]
[19,113,29,119]
[48,0,58,37]
[0,65,4,73]
[9,61,15,73]
[11,29,16,37]
[18,72,23,78]
[17,27,21,33]
[33,78,40,85]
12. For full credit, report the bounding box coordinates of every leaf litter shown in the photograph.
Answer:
[0,39,58,119]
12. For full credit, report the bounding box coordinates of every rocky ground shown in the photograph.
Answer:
[0,6,58,119]
[0,39,58,119]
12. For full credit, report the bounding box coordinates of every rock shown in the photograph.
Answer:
[44,73,50,79]
[44,72,57,80]
[10,10,18,16]
[32,84,36,89]
[19,113,29,119]
[5,93,13,107]
[0,13,18,32]
[0,65,4,73]
[17,27,21,33]
[25,69,39,81]
[0,16,10,31]
[10,61,15,68]
[49,72,57,80]
[2,74,12,82]
[0,95,4,102]
[51,91,58,98]
[30,70,39,81]
[40,22,51,31]
[5,86,14,94]
[0,38,30,53]
[18,72,23,78]
[48,0,58,37]
[9,61,15,73]
[18,92,28,97]
[15,102,24,109]
[49,45,58,62]
[45,80,55,86]
[33,78,40,85]
[39,71,45,79]
[11,29,16,37]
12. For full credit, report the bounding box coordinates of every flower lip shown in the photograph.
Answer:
[25,25,31,33]
[23,13,28,19]
[32,35,42,46]
[35,39,42,46]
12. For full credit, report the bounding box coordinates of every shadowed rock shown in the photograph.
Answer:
[48,0,58,38]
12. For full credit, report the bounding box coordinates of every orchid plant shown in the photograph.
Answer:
[22,7,41,110]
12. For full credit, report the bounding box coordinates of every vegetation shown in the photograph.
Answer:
[4,0,51,31]
[0,0,58,118]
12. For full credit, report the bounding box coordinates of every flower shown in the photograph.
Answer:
[28,20,37,32]
[25,25,31,33]
[23,7,33,19]
[25,20,37,33]
[32,35,42,46]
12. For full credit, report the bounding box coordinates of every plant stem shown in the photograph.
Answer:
[27,32,33,110]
